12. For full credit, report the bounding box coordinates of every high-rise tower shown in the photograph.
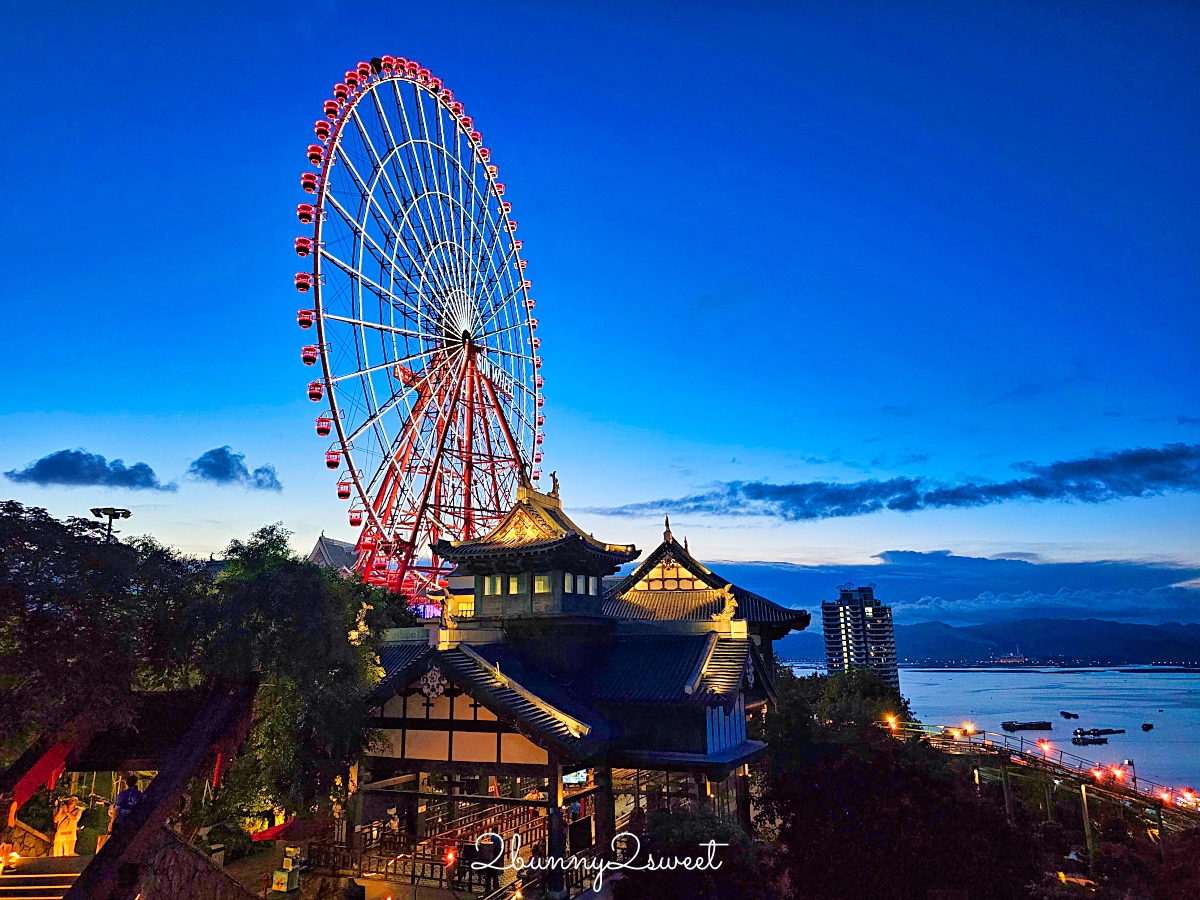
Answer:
[822,583,899,689]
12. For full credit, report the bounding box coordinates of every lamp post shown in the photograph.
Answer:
[1123,759,1137,794]
[90,507,131,541]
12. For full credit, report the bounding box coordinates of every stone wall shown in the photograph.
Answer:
[9,820,51,858]
[134,828,257,900]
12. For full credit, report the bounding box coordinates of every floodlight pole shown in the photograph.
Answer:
[90,507,132,541]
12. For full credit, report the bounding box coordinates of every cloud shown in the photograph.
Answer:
[879,404,916,416]
[589,443,1200,521]
[186,446,282,492]
[706,551,1200,626]
[985,362,1098,407]
[1179,415,1200,426]
[4,449,174,491]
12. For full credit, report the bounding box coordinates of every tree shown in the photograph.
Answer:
[195,524,416,815]
[757,668,1039,899]
[0,501,207,755]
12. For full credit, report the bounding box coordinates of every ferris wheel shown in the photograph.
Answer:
[294,56,544,594]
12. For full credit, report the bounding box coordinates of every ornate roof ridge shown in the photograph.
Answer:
[435,481,637,557]
[605,533,807,626]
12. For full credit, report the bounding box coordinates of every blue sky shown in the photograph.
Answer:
[3,1,1198,619]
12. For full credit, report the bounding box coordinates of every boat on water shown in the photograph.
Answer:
[1073,728,1126,737]
[1002,721,1053,732]
[1073,736,1108,746]
[1142,723,1154,732]
[1060,711,1079,719]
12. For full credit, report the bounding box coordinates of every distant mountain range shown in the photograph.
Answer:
[775,618,1200,665]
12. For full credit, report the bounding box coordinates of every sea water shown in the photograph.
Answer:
[791,666,1200,790]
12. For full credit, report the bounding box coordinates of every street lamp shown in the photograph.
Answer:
[1124,759,1137,794]
[90,507,131,541]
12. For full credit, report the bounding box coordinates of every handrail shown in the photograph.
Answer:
[893,721,1200,816]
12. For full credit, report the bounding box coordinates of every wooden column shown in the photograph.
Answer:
[547,761,566,897]
[735,765,752,834]
[594,767,616,859]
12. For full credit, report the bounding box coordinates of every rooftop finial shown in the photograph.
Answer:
[684,536,688,552]
[664,515,672,542]
[550,471,560,497]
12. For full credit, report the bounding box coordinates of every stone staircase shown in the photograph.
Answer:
[0,857,90,900]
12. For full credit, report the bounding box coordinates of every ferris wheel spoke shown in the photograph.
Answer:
[320,247,439,323]
[329,344,444,384]
[476,281,527,333]
[412,89,464,297]
[363,87,463,306]
[347,347,463,444]
[323,182,439,314]
[393,82,463,302]
[332,142,455,303]
[322,312,442,342]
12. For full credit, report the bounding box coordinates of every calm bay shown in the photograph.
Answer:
[791,665,1200,790]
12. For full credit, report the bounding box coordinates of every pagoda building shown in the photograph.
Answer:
[353,479,809,891]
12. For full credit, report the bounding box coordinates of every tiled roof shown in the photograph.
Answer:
[308,535,357,571]
[369,640,608,752]
[434,485,637,566]
[603,537,809,629]
[440,645,608,749]
[369,641,432,704]
[603,589,728,621]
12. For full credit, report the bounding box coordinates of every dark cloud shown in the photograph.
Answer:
[187,446,282,492]
[1179,415,1200,426]
[4,449,174,491]
[985,363,1098,407]
[707,551,1200,627]
[589,443,1200,521]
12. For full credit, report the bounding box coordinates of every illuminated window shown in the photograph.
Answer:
[564,573,574,593]
[534,574,551,594]
[509,575,520,594]
[457,596,475,617]
[483,575,503,595]
[483,576,493,596]
[588,576,598,596]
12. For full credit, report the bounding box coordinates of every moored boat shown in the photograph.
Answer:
[1002,720,1053,732]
